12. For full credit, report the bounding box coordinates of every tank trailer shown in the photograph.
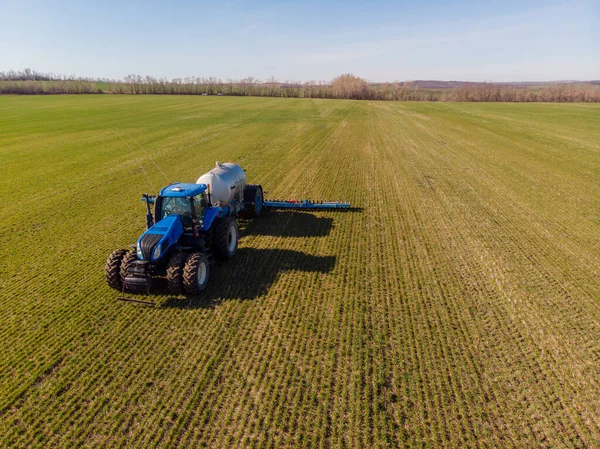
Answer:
[105,162,349,302]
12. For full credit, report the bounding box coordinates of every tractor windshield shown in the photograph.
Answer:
[160,197,193,226]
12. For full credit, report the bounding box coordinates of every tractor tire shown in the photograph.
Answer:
[243,184,264,217]
[214,216,238,260]
[183,252,210,294]
[105,249,128,290]
[120,250,138,283]
[166,252,187,294]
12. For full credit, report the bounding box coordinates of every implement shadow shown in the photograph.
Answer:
[239,208,362,238]
[240,210,334,238]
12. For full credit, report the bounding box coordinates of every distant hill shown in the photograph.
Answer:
[398,80,600,89]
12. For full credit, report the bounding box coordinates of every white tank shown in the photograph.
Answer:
[196,162,246,206]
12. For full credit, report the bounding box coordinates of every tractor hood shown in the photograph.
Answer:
[136,214,184,262]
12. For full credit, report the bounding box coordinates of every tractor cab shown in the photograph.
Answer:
[155,183,209,228]
[133,183,210,265]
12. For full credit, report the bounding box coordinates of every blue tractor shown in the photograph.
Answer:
[105,162,265,298]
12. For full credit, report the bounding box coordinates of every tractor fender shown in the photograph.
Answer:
[201,207,222,232]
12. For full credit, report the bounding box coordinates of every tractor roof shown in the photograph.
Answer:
[160,183,207,197]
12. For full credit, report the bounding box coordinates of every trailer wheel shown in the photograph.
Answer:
[243,184,264,217]
[183,252,210,294]
[166,252,187,294]
[214,217,238,260]
[120,250,138,283]
[105,249,128,290]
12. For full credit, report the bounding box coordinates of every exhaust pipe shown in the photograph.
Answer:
[142,194,154,230]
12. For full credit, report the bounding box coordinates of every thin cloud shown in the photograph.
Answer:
[293,1,591,68]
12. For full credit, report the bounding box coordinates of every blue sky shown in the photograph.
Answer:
[1,0,598,82]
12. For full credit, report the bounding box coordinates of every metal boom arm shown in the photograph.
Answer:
[263,199,350,210]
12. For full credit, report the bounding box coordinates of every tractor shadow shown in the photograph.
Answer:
[160,210,353,308]
[160,248,336,308]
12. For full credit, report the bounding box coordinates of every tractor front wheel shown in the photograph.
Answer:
[105,249,128,290]
[214,217,238,260]
[166,252,187,294]
[183,252,210,294]
[120,250,138,284]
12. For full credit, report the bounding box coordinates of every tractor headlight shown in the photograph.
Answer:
[136,242,143,260]
[152,243,162,260]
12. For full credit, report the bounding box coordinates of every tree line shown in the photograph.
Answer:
[1,69,598,102]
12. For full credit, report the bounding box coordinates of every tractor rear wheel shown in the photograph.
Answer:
[183,252,210,294]
[120,250,138,284]
[214,217,238,260]
[166,252,187,294]
[105,249,128,290]
[243,184,264,217]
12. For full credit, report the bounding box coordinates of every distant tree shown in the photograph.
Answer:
[331,74,369,99]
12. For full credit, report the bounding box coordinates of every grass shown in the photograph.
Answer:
[0,95,598,448]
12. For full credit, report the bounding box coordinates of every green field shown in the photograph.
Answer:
[0,96,598,448]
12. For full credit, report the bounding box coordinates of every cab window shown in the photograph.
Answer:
[193,194,207,220]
